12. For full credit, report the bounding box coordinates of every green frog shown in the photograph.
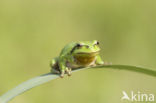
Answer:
[50,40,104,77]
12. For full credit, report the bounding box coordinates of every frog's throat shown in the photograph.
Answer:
[74,52,99,65]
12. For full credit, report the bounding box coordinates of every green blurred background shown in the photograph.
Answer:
[0,0,156,103]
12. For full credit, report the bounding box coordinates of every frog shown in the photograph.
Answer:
[50,40,104,78]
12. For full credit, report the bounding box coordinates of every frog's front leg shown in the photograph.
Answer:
[95,55,112,65]
[95,55,104,65]
[59,57,71,78]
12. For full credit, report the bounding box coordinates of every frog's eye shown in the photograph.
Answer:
[76,43,83,48]
[94,41,99,45]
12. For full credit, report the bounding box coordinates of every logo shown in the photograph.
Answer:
[121,91,155,102]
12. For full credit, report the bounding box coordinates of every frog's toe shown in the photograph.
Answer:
[65,68,72,76]
[60,70,65,78]
[67,71,72,76]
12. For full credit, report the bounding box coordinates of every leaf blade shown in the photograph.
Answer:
[0,65,156,103]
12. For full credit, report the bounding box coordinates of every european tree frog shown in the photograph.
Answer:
[50,40,104,77]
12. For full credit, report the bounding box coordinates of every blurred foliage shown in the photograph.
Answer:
[0,0,156,103]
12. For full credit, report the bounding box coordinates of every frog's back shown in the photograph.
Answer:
[60,42,77,57]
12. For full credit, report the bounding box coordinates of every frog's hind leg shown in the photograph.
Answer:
[50,58,60,74]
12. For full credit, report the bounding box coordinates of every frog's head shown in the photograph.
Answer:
[71,40,100,57]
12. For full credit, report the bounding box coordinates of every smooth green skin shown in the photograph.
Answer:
[50,40,104,77]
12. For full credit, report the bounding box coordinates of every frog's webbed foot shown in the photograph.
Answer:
[60,70,65,78]
[60,67,72,78]
[66,68,72,76]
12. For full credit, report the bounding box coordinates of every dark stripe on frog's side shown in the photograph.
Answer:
[70,43,88,54]
[70,45,77,54]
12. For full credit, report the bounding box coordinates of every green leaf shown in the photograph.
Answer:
[0,65,156,103]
